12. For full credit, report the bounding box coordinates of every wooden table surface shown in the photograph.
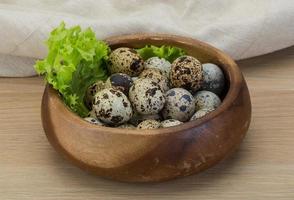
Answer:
[1,46,294,200]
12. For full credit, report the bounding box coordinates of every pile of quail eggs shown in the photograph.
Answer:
[83,47,225,129]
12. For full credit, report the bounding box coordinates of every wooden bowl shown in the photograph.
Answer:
[41,34,251,182]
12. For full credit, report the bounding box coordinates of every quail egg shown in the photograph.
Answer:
[162,88,195,122]
[160,119,183,128]
[144,57,171,77]
[84,80,105,109]
[139,68,169,92]
[202,63,225,95]
[83,117,104,125]
[194,90,221,110]
[129,78,165,115]
[190,107,215,121]
[93,88,133,125]
[105,73,133,95]
[170,56,203,92]
[87,109,97,118]
[131,76,139,82]
[129,112,161,126]
[108,47,144,76]
[117,123,136,129]
[137,119,161,129]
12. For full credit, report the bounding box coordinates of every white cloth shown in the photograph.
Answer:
[0,0,293,77]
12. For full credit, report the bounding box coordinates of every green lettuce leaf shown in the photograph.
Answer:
[34,22,109,117]
[136,45,186,62]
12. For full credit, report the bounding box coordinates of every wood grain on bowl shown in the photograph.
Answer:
[41,34,251,182]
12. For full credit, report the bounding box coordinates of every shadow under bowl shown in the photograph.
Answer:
[41,33,251,182]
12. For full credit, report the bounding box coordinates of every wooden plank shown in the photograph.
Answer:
[0,46,294,199]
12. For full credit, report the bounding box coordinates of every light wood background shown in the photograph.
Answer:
[1,46,294,200]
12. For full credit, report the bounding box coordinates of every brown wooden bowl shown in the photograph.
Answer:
[41,34,251,182]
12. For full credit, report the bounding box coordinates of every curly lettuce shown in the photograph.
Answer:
[34,22,109,117]
[136,45,185,62]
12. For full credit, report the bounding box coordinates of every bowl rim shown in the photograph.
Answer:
[45,33,243,136]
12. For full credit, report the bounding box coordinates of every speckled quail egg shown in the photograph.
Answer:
[108,47,144,76]
[83,117,104,125]
[202,63,225,95]
[117,123,136,129]
[105,73,133,95]
[137,119,161,129]
[84,80,105,109]
[162,88,195,122]
[139,68,169,92]
[160,119,183,128]
[170,56,203,92]
[131,76,139,82]
[190,107,215,121]
[194,90,221,110]
[93,88,133,125]
[129,112,161,126]
[144,57,171,77]
[87,109,97,118]
[129,78,165,115]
